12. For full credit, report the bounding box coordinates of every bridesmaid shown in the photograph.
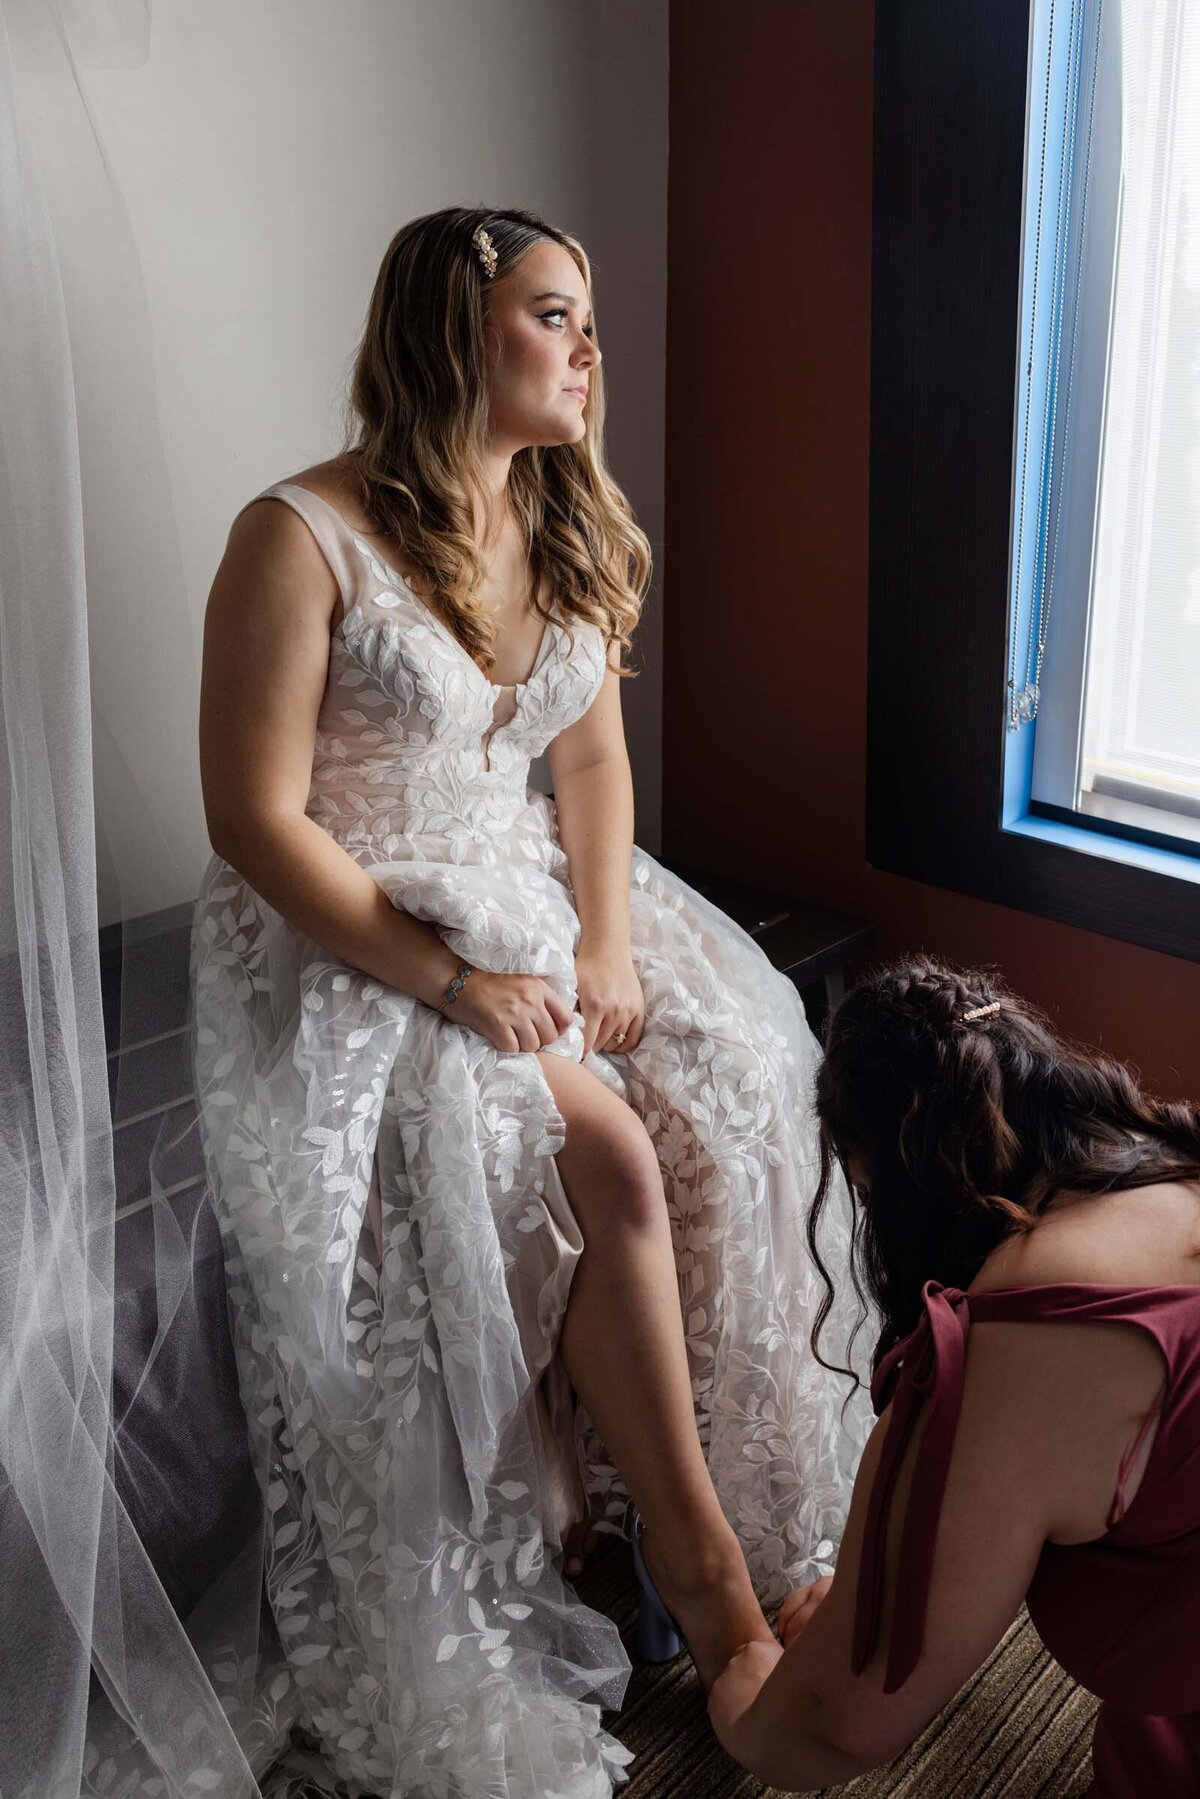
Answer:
[705,957,1200,1795]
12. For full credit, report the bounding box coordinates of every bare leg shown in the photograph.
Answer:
[536,1050,775,1686]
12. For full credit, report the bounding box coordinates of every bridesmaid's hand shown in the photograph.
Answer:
[707,1637,783,1762]
[574,940,645,1056]
[776,1575,834,1648]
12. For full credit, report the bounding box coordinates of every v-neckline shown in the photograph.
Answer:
[279,481,557,693]
[415,595,556,695]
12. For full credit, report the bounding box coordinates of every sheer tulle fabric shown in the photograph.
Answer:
[2,2,263,1795]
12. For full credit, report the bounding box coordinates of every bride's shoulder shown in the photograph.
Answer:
[224,455,362,570]
[216,470,344,609]
[273,453,372,528]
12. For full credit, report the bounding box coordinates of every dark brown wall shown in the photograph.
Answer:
[663,0,1200,1097]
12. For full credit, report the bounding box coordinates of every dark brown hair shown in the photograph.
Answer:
[806,955,1200,1393]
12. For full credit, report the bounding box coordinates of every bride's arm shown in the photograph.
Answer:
[545,643,634,951]
[199,499,462,1007]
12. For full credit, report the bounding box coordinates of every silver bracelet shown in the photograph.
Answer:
[437,962,474,1010]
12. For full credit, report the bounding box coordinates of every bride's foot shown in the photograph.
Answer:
[637,1521,774,1690]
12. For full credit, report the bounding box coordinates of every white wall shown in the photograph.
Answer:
[17,0,666,925]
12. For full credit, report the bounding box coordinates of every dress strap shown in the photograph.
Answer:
[851,1280,972,1692]
[235,480,357,615]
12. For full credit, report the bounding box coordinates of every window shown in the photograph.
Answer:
[866,0,1198,963]
[1010,0,1200,863]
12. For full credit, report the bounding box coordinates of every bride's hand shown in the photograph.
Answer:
[776,1575,834,1649]
[440,969,574,1053]
[574,940,645,1056]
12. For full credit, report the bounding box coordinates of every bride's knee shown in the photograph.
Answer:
[564,1108,665,1237]
[542,1071,665,1233]
[590,1121,665,1234]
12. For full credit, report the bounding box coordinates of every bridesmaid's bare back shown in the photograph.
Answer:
[966,1177,1200,1544]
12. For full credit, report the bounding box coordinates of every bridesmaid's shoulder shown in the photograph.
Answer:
[970,1176,1200,1298]
[957,1179,1198,1474]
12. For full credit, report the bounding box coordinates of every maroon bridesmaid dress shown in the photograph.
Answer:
[851,1279,1200,1796]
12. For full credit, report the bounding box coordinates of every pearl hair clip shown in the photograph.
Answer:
[958,1000,1003,1024]
[471,225,498,278]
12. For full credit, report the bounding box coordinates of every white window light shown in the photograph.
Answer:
[1008,0,1200,865]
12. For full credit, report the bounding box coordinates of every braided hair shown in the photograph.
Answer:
[806,954,1200,1391]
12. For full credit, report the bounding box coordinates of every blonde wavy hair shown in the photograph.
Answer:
[339,204,651,680]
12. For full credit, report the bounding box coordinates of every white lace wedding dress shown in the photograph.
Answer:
[188,480,871,1797]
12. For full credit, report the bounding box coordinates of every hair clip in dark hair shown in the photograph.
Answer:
[958,1000,1003,1025]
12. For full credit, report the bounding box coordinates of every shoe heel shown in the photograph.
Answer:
[631,1514,685,1664]
[636,1595,685,1664]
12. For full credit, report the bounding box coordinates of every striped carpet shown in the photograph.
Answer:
[579,1543,1099,1797]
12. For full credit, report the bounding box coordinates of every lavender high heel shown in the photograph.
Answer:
[631,1512,685,1663]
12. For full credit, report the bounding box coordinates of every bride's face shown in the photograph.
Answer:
[482,239,600,451]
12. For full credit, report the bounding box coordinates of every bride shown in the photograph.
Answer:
[194,203,869,1795]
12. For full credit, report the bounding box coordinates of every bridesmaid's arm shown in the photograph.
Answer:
[546,642,634,951]
[710,1325,1058,1791]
